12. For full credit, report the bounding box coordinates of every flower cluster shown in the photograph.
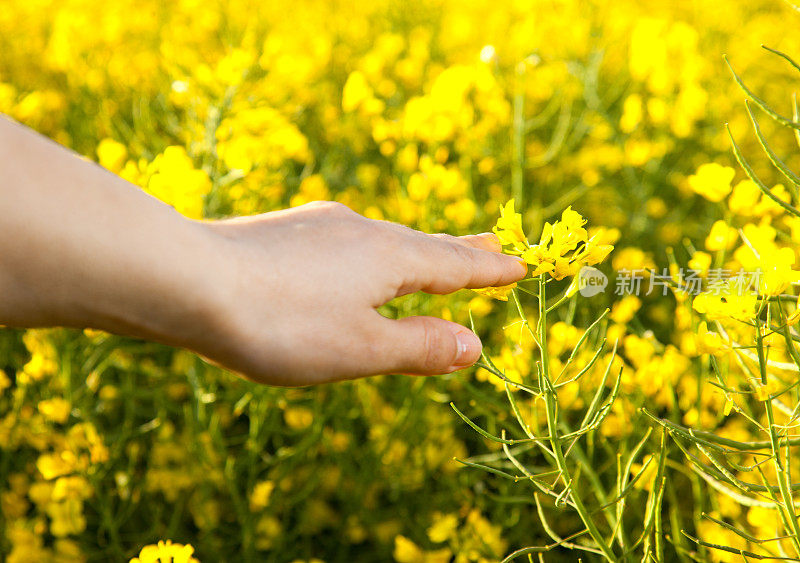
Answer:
[492,199,613,279]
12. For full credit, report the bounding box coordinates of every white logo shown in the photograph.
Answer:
[578,266,608,297]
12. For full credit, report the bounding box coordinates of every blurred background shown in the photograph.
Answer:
[2,0,800,561]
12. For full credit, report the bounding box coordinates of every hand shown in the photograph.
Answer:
[191,202,527,386]
[0,116,526,387]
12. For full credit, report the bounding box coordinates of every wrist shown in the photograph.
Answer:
[50,207,229,354]
[98,216,228,348]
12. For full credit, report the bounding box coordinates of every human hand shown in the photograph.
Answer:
[192,201,527,386]
[0,118,526,387]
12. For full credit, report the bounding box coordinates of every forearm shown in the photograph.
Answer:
[0,115,219,346]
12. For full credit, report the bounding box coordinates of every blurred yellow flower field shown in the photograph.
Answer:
[3,0,800,561]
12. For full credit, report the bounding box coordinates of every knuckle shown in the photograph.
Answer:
[420,318,456,373]
[449,243,477,282]
[490,254,509,284]
[465,232,502,253]
[449,239,474,260]
[307,200,349,214]
[430,233,459,244]
[386,221,420,240]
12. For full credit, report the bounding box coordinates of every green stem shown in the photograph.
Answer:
[537,275,618,561]
[758,307,800,553]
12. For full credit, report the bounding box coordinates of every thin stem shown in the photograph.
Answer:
[537,274,618,561]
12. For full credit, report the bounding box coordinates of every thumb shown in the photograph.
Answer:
[373,315,483,375]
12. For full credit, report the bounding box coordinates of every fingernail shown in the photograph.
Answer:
[450,330,482,370]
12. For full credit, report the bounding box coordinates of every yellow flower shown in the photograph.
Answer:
[704,220,737,252]
[36,453,76,481]
[396,143,419,173]
[444,198,477,229]
[747,505,778,537]
[54,538,84,562]
[492,199,528,253]
[393,535,451,563]
[129,540,199,563]
[46,498,86,537]
[519,248,557,277]
[284,407,314,430]
[146,147,211,219]
[630,455,658,491]
[753,183,791,216]
[0,370,9,394]
[427,512,458,543]
[549,207,589,255]
[619,94,643,132]
[610,295,641,324]
[290,174,330,207]
[393,536,424,562]
[472,282,516,301]
[723,397,734,416]
[732,225,800,295]
[96,138,128,173]
[577,237,614,266]
[728,179,760,215]
[255,515,282,550]
[688,163,735,202]
[342,71,374,113]
[29,481,55,505]
[758,248,800,296]
[692,281,757,321]
[551,256,583,279]
[754,381,779,402]
[518,206,611,280]
[695,321,726,355]
[38,398,71,424]
[688,251,712,276]
[52,476,92,501]
[467,296,493,316]
[249,481,275,511]
[697,520,746,563]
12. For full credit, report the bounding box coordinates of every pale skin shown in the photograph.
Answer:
[0,115,527,386]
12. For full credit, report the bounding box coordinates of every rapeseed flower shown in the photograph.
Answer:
[146,147,211,219]
[728,179,761,215]
[37,398,71,424]
[521,206,612,280]
[694,321,726,354]
[704,220,737,252]
[692,280,757,321]
[491,199,527,252]
[489,200,613,287]
[129,540,199,563]
[688,163,735,202]
[472,283,516,301]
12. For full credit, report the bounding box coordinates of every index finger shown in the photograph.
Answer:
[432,232,503,254]
[395,234,527,297]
